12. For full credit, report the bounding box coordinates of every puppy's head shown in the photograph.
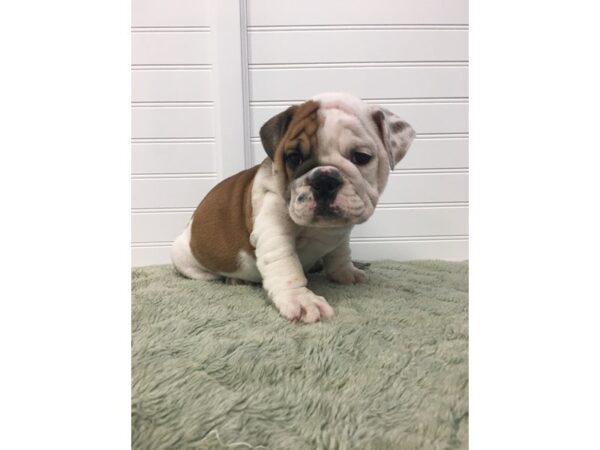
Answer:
[259,92,415,228]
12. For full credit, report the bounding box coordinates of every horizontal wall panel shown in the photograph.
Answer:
[132,239,468,267]
[131,173,466,209]
[250,138,468,170]
[352,207,467,238]
[132,212,191,243]
[132,0,209,27]
[247,0,468,26]
[132,177,217,209]
[132,107,214,139]
[132,143,216,174]
[132,70,213,102]
[249,30,467,64]
[399,138,468,170]
[252,145,268,166]
[380,173,468,204]
[250,67,468,101]
[131,206,467,244]
[350,239,468,261]
[250,102,467,137]
[132,246,172,267]
[132,32,212,65]
[379,102,468,134]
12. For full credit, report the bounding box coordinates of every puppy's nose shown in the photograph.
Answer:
[310,171,343,201]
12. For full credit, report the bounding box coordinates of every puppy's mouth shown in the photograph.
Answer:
[314,202,340,217]
[289,190,367,228]
[288,166,372,227]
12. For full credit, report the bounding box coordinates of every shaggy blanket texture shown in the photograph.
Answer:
[132,260,468,450]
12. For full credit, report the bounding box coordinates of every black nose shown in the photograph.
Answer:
[310,171,343,201]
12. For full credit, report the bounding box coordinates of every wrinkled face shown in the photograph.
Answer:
[260,93,415,228]
[285,107,383,227]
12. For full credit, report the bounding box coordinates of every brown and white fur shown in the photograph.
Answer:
[171,92,415,323]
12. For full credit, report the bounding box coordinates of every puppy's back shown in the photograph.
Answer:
[189,165,260,274]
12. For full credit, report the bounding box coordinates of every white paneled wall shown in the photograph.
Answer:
[131,0,468,266]
[132,0,217,265]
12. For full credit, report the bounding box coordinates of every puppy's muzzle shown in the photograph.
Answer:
[309,169,343,203]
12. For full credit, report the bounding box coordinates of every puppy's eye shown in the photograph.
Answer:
[350,151,372,166]
[285,150,303,169]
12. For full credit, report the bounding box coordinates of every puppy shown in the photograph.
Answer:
[171,92,415,322]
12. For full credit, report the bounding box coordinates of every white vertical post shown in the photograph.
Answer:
[209,0,251,180]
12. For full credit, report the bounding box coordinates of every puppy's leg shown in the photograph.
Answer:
[323,238,368,285]
[253,195,334,323]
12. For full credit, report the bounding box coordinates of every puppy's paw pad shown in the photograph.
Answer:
[328,267,368,285]
[275,289,334,323]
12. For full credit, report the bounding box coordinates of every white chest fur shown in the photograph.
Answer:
[228,226,350,283]
[234,160,352,283]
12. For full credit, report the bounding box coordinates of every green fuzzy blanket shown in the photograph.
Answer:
[132,260,468,450]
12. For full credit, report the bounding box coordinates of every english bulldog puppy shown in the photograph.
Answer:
[171,92,415,323]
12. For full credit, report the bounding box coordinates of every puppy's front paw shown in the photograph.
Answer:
[328,266,368,285]
[274,288,334,323]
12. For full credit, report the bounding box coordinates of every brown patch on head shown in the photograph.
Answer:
[189,165,259,274]
[259,100,321,194]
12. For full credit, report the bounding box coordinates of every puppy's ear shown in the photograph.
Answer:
[371,107,416,169]
[259,105,298,160]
